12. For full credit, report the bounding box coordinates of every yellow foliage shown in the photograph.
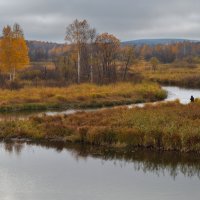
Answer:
[0,24,29,76]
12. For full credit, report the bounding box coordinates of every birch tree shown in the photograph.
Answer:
[0,23,29,81]
[88,28,97,83]
[65,19,92,84]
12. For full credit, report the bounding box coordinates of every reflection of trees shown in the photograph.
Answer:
[4,142,14,153]
[14,143,25,155]
[3,142,25,155]
[63,144,200,180]
[2,141,200,179]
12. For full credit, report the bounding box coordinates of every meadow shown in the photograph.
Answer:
[137,63,200,88]
[0,82,166,112]
[1,101,200,153]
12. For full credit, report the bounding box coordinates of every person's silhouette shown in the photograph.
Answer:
[190,96,194,103]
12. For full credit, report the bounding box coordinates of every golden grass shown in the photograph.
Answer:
[1,101,200,152]
[135,63,200,88]
[0,82,166,112]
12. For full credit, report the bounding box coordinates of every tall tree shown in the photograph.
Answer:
[88,28,97,83]
[0,23,29,81]
[96,33,120,83]
[65,19,92,83]
[120,46,135,81]
[150,57,159,71]
[0,26,14,79]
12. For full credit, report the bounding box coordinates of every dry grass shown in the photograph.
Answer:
[0,82,166,112]
[136,63,200,88]
[1,101,200,152]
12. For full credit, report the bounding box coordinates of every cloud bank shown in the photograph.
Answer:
[0,0,199,42]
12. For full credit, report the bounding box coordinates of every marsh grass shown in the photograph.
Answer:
[0,82,166,112]
[139,64,200,88]
[1,101,200,152]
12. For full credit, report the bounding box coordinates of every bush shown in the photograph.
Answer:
[6,79,23,90]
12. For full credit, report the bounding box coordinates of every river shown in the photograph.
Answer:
[1,86,200,120]
[163,86,200,104]
[0,142,200,200]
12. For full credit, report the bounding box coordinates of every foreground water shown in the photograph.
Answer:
[0,142,200,200]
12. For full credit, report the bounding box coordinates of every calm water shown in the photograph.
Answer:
[0,142,200,200]
[163,86,200,104]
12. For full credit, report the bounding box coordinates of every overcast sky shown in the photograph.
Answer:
[0,0,200,42]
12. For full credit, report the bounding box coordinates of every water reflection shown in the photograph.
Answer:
[2,141,200,180]
[3,142,25,155]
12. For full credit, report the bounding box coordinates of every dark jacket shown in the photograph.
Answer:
[190,96,194,102]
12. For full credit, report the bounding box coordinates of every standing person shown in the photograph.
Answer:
[190,95,195,103]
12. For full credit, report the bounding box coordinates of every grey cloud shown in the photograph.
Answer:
[0,0,200,42]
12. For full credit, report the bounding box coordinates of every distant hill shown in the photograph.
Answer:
[122,39,199,46]
[25,38,200,61]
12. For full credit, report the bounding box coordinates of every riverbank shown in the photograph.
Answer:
[0,82,166,112]
[139,64,200,88]
[1,101,200,153]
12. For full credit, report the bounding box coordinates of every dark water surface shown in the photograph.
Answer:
[0,142,200,200]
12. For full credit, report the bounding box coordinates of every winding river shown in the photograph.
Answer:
[1,86,200,200]
[1,86,200,120]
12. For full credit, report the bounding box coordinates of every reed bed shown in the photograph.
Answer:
[0,82,166,112]
[1,101,200,152]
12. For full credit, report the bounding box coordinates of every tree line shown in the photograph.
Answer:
[135,42,200,63]
[1,20,200,87]
[0,20,136,86]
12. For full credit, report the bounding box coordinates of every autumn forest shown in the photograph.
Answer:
[1,19,200,89]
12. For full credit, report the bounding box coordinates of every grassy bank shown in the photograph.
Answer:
[144,69,200,88]
[133,63,200,88]
[1,101,200,153]
[0,82,166,112]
